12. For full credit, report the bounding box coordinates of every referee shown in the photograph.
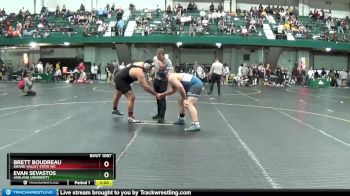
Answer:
[152,48,174,123]
[208,58,224,96]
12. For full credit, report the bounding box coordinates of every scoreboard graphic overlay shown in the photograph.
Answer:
[7,153,115,186]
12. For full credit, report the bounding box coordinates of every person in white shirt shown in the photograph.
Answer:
[307,69,314,83]
[237,64,243,77]
[208,58,224,95]
[118,62,125,70]
[196,64,206,83]
[223,63,230,85]
[91,63,99,81]
[36,61,44,74]
[54,68,62,82]
[340,69,348,87]
[199,9,206,20]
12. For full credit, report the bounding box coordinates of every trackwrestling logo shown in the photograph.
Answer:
[2,188,57,196]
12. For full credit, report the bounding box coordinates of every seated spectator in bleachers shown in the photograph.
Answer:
[228,24,236,34]
[116,7,124,20]
[248,19,257,33]
[258,4,264,13]
[40,6,46,15]
[192,1,198,11]
[241,26,249,37]
[166,5,172,14]
[265,5,271,14]
[129,3,135,12]
[43,6,49,17]
[199,9,206,20]
[97,23,107,35]
[176,3,184,16]
[62,4,67,15]
[189,23,195,36]
[209,3,215,13]
[187,1,194,11]
[337,19,344,34]
[80,4,85,12]
[117,19,125,36]
[218,3,223,12]
[55,5,60,16]
[196,23,204,34]
[0,8,5,16]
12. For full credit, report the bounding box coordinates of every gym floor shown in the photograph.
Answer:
[0,82,350,189]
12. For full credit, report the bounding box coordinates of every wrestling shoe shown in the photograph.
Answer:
[112,110,124,115]
[173,118,185,125]
[128,117,141,123]
[184,124,201,132]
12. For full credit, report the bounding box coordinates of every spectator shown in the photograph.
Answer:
[321,68,327,78]
[166,5,172,14]
[275,66,284,86]
[176,3,183,16]
[117,19,125,36]
[197,64,206,84]
[328,69,337,86]
[106,62,114,83]
[307,69,314,83]
[340,69,348,87]
[91,63,98,81]
[55,5,60,15]
[129,3,135,12]
[252,66,258,86]
[118,62,125,70]
[218,3,223,12]
[209,3,215,12]
[62,4,67,15]
[193,61,199,77]
[337,19,344,34]
[187,1,194,11]
[80,4,85,12]
[36,61,43,74]
[55,62,61,71]
[223,63,230,85]
[54,67,62,82]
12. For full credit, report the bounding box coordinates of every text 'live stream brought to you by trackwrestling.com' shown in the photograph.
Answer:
[1,189,193,196]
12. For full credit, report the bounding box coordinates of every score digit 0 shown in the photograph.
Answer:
[104,172,109,178]
[104,161,109,167]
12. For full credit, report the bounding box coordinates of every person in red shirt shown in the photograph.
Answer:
[78,62,85,80]
[78,62,85,73]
